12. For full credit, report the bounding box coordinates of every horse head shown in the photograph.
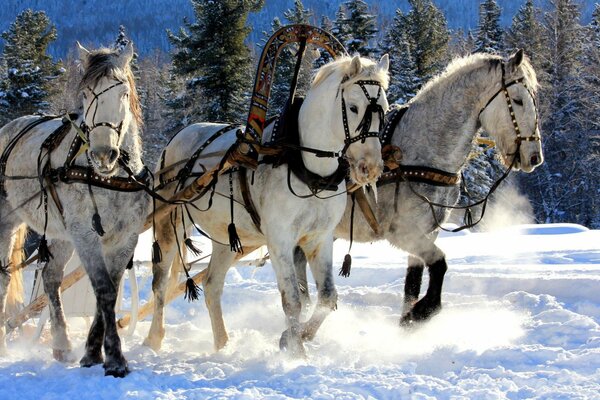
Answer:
[304,54,390,186]
[479,49,543,173]
[77,41,140,176]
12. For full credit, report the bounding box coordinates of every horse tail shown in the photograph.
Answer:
[6,224,26,316]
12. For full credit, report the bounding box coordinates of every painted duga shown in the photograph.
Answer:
[147,55,390,357]
[297,50,544,324]
[0,42,149,377]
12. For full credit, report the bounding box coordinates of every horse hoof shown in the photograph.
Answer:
[53,349,75,363]
[104,364,130,378]
[279,330,306,358]
[142,336,162,352]
[80,353,104,368]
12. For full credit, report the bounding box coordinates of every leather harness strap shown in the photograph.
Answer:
[238,167,262,233]
[353,188,380,236]
[377,165,460,187]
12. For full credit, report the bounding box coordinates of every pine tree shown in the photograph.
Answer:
[332,5,351,46]
[505,0,544,68]
[343,0,378,56]
[167,0,264,123]
[0,9,63,123]
[381,10,420,104]
[402,0,449,82]
[474,0,504,54]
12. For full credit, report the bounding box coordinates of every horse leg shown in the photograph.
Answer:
[41,240,75,362]
[0,216,20,355]
[300,237,337,342]
[203,243,236,351]
[269,241,305,357]
[400,243,447,325]
[402,255,425,315]
[74,235,128,377]
[293,246,311,313]
[144,215,180,352]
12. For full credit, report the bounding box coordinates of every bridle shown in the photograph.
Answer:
[80,80,126,144]
[479,62,540,152]
[340,79,385,154]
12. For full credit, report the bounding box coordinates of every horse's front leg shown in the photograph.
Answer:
[203,242,237,351]
[400,243,447,326]
[42,240,75,362]
[73,232,129,377]
[402,254,425,315]
[293,246,311,313]
[300,235,337,342]
[144,213,181,352]
[269,239,305,358]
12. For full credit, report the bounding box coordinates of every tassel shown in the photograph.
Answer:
[184,237,202,257]
[152,241,162,264]
[92,212,105,236]
[184,277,201,302]
[126,257,133,270]
[339,254,352,277]
[38,236,53,263]
[228,223,243,254]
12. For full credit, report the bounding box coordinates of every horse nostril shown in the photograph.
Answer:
[531,153,540,166]
[108,149,119,164]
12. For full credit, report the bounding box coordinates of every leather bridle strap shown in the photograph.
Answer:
[81,81,126,142]
[341,79,384,153]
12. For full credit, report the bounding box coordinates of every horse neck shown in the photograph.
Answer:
[297,81,342,177]
[395,63,502,173]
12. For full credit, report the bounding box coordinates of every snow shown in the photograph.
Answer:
[1,223,599,399]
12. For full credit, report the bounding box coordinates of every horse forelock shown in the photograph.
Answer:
[77,48,143,128]
[311,56,389,91]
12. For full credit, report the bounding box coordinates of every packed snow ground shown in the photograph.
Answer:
[0,223,599,399]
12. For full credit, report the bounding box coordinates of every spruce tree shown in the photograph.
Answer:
[168,0,264,123]
[402,0,449,82]
[474,0,504,54]
[381,10,420,104]
[0,9,63,123]
[505,0,544,68]
[332,5,351,47]
[343,0,378,56]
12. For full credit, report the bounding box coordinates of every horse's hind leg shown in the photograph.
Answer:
[400,242,447,326]
[293,246,311,312]
[0,213,20,354]
[402,255,425,315]
[42,240,75,362]
[300,236,337,342]
[203,242,236,351]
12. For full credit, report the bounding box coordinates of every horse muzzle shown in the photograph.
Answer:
[89,146,120,175]
[349,157,383,186]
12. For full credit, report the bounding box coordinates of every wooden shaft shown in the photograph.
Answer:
[6,266,86,332]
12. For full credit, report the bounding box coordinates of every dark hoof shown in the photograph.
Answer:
[80,353,104,368]
[104,364,130,378]
[279,330,306,358]
[400,299,441,327]
[53,349,75,363]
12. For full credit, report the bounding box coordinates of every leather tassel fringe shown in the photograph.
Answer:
[92,212,105,236]
[228,223,243,254]
[184,277,201,302]
[184,237,202,257]
[152,241,162,264]
[339,254,352,277]
[38,236,53,263]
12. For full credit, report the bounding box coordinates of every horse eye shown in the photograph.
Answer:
[513,99,523,106]
[349,105,358,114]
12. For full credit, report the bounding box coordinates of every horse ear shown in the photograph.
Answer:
[347,55,363,79]
[507,48,524,72]
[77,41,90,63]
[378,54,390,73]
[118,41,135,68]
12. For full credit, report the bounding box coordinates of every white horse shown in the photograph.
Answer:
[146,54,390,356]
[296,50,543,325]
[0,42,149,377]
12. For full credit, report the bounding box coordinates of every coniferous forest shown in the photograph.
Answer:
[0,0,598,228]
